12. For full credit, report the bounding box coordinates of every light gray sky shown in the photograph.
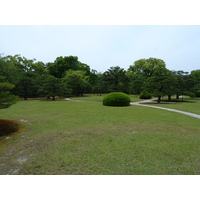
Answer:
[1,25,200,73]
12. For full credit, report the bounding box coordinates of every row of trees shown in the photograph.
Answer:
[0,54,200,104]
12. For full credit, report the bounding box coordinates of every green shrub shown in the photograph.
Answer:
[103,92,130,107]
[139,92,152,99]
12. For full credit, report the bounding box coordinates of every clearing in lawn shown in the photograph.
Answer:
[0,98,200,175]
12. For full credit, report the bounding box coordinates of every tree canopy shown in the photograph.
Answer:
[0,76,19,109]
[1,54,200,102]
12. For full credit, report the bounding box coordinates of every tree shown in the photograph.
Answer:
[31,61,48,76]
[14,72,39,100]
[127,71,146,94]
[93,73,107,95]
[102,66,130,93]
[0,77,19,109]
[2,54,36,72]
[143,65,174,103]
[186,70,200,97]
[62,70,92,96]
[172,71,188,99]
[0,55,22,84]
[128,58,166,77]
[39,75,64,100]
[128,58,166,95]
[48,56,90,78]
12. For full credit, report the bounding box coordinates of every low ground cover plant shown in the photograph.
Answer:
[103,92,130,106]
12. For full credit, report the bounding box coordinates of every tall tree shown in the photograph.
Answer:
[143,66,174,103]
[102,66,130,93]
[48,56,90,78]
[39,75,64,100]
[93,73,107,95]
[62,70,92,96]
[2,54,36,72]
[172,71,188,99]
[187,70,200,97]
[0,55,22,84]
[14,72,39,100]
[0,77,19,109]
[128,58,166,95]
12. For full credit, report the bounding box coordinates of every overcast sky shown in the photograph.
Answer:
[1,25,200,73]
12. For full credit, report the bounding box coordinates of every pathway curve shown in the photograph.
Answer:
[130,99,200,119]
[65,98,200,119]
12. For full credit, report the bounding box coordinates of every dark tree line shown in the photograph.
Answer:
[0,54,200,103]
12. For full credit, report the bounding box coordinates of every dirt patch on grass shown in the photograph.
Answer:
[0,119,20,137]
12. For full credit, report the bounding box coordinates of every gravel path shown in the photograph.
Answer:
[130,99,200,119]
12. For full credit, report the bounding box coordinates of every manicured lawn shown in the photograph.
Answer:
[70,94,141,102]
[153,97,200,115]
[0,99,200,175]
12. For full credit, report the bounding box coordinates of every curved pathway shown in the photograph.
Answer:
[130,99,200,119]
[65,98,200,119]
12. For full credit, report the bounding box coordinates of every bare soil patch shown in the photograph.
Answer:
[0,119,20,137]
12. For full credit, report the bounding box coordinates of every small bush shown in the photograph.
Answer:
[103,92,130,107]
[139,92,152,99]
[0,119,20,137]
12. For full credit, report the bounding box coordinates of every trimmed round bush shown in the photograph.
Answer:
[139,92,152,99]
[103,92,130,107]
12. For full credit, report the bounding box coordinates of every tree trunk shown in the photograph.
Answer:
[168,95,171,101]
[176,95,179,99]
[157,95,161,103]
[52,96,55,101]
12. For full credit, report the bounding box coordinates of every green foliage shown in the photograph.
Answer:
[62,70,92,96]
[103,92,130,106]
[128,57,166,77]
[14,72,39,100]
[0,91,19,109]
[2,54,36,72]
[48,56,90,78]
[0,81,15,91]
[139,92,152,99]
[102,66,130,93]
[1,53,200,101]
[0,81,19,109]
[142,64,174,103]
[38,75,65,100]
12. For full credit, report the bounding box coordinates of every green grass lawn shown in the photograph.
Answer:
[0,99,200,175]
[70,94,141,102]
[152,97,200,115]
